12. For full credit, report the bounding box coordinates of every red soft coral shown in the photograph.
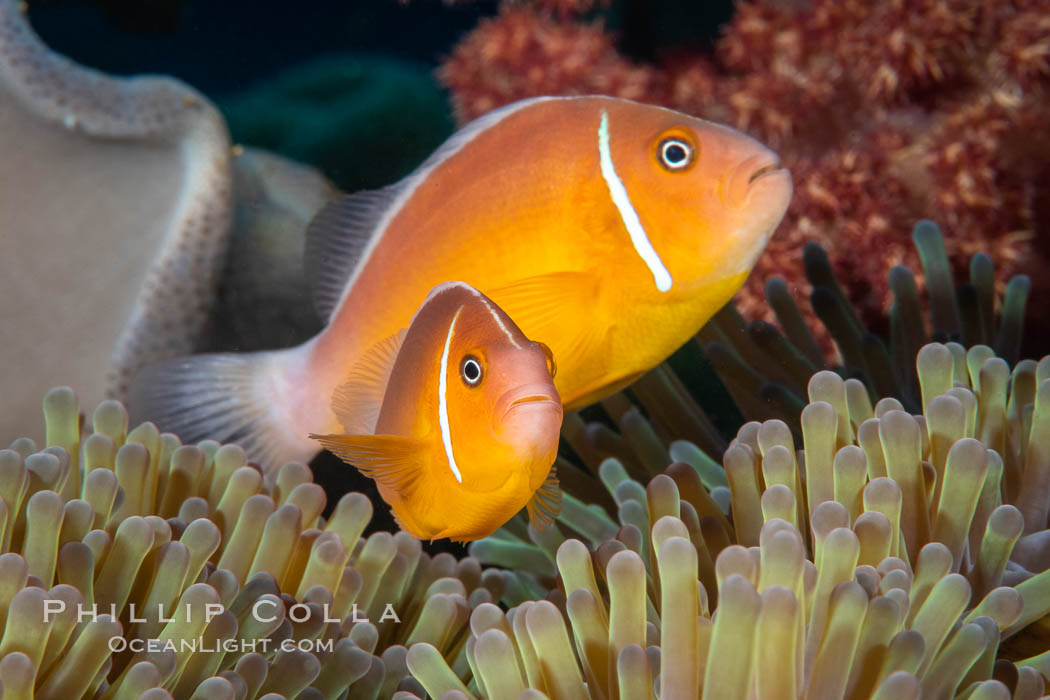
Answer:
[439,5,665,122]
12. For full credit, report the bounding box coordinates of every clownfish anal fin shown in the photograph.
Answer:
[526,465,562,531]
[488,271,606,370]
[331,328,408,434]
[304,186,402,322]
[310,432,423,495]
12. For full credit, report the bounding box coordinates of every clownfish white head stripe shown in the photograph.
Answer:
[597,111,674,293]
[476,292,522,349]
[438,306,464,483]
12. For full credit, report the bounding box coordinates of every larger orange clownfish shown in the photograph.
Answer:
[130,95,792,468]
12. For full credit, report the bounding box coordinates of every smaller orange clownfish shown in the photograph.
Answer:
[311,281,563,542]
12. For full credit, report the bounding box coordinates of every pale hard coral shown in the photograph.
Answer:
[0,0,232,442]
[0,385,506,697]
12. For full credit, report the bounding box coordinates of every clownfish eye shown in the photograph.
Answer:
[657,137,694,171]
[537,342,557,378]
[460,355,483,386]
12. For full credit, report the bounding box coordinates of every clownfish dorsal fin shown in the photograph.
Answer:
[331,328,408,435]
[310,432,424,496]
[304,185,402,322]
[526,465,562,531]
[304,96,562,323]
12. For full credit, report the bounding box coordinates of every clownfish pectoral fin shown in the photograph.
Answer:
[487,271,605,368]
[303,185,402,322]
[331,328,408,434]
[526,465,562,531]
[310,432,424,495]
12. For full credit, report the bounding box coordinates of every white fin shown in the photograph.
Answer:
[127,351,306,470]
[303,186,400,322]
[331,328,407,434]
[303,96,561,323]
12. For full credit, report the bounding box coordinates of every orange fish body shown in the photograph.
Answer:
[131,95,792,469]
[312,282,562,541]
[311,97,791,407]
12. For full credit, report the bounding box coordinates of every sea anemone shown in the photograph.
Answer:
[707,220,1033,419]
[459,343,1050,697]
[7,280,1050,697]
[14,340,1050,697]
[412,518,1042,698]
[0,387,500,697]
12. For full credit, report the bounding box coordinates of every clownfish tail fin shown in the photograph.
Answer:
[127,346,317,471]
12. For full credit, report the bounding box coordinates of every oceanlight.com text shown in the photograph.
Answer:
[107,637,336,654]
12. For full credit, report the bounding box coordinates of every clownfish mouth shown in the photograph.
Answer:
[511,395,559,408]
[497,384,562,421]
[747,160,785,185]
[727,154,790,207]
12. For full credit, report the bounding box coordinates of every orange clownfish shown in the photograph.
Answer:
[130,95,792,469]
[311,282,562,541]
